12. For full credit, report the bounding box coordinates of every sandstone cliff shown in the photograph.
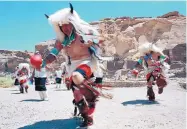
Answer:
[0,50,33,73]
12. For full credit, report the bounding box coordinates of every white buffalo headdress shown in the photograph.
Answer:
[138,42,164,56]
[45,3,100,43]
[18,63,30,77]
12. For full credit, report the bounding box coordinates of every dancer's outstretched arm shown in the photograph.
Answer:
[42,40,63,67]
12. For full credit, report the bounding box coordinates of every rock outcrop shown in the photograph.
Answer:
[157,11,180,18]
[35,39,65,71]
[0,50,33,73]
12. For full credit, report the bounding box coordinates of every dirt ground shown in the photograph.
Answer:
[0,80,186,129]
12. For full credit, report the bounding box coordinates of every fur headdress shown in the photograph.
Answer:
[45,3,100,43]
[18,63,30,76]
[61,62,67,68]
[138,42,164,56]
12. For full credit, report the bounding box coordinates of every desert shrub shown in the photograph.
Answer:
[0,76,14,88]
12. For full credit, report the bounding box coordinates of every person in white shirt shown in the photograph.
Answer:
[61,62,70,90]
[32,67,48,101]
[55,68,63,89]
[94,61,106,84]
[14,66,20,90]
[30,52,48,101]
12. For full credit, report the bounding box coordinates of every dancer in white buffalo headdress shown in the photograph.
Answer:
[131,42,170,101]
[35,3,113,128]
[17,63,30,93]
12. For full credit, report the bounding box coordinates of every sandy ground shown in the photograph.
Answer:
[0,80,186,129]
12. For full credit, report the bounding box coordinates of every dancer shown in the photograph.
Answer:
[55,68,63,89]
[30,52,49,101]
[131,43,170,101]
[14,66,20,90]
[17,63,30,93]
[34,3,112,128]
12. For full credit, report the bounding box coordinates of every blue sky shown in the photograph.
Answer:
[0,1,186,52]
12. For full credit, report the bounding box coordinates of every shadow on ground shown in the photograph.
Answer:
[20,99,43,102]
[9,89,19,91]
[122,99,160,106]
[18,118,78,129]
[54,89,69,91]
[11,93,21,94]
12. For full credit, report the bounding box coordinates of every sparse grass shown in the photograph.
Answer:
[0,77,14,88]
